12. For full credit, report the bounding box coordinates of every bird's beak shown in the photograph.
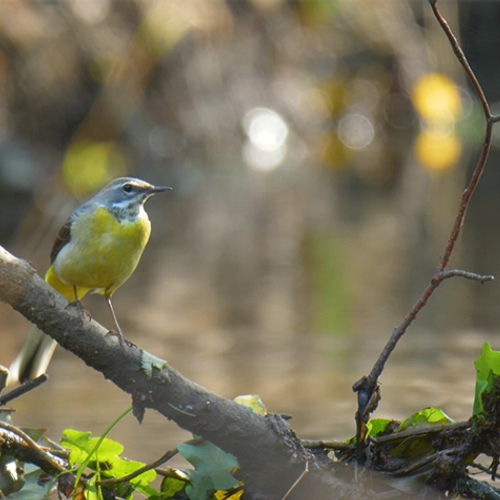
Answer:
[150,185,172,194]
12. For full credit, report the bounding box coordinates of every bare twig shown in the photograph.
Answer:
[301,439,351,451]
[371,421,469,445]
[96,437,203,487]
[353,0,496,451]
[441,270,494,283]
[0,375,48,407]
[391,449,459,477]
[96,447,180,487]
[281,460,309,500]
[0,420,66,474]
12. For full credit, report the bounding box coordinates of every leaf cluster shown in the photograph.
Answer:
[0,400,248,500]
[322,343,500,497]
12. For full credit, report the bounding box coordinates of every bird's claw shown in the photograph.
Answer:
[66,300,92,321]
[106,329,136,348]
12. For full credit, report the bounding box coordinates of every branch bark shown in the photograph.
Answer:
[0,246,355,499]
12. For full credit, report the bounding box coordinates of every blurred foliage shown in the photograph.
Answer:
[304,232,351,334]
[0,0,491,337]
[63,141,126,199]
[0,402,244,500]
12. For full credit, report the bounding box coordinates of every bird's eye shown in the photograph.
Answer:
[122,183,133,193]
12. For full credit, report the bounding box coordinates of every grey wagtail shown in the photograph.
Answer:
[8,177,171,384]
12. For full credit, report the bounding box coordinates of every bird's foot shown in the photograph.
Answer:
[66,300,92,321]
[106,329,136,348]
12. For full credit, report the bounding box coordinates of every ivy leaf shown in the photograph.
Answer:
[61,429,156,494]
[177,441,239,500]
[5,465,51,499]
[473,342,500,416]
[109,456,156,492]
[61,429,123,466]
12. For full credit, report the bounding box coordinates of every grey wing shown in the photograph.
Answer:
[50,216,73,264]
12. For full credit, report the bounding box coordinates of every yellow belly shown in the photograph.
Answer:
[50,206,151,298]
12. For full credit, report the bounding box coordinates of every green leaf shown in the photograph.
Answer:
[161,475,187,498]
[399,407,454,431]
[389,408,454,460]
[61,429,124,466]
[177,441,239,500]
[345,418,395,444]
[366,418,393,438]
[141,351,169,379]
[109,456,156,491]
[61,429,156,494]
[473,343,500,416]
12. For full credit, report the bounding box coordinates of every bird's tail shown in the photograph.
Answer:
[8,265,89,385]
[8,327,57,385]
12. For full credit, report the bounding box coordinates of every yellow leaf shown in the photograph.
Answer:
[214,489,243,500]
[233,395,267,416]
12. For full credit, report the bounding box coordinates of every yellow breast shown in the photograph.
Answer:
[52,206,151,297]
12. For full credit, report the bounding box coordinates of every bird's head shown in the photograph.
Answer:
[95,177,171,220]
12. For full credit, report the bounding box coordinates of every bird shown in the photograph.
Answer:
[8,177,171,385]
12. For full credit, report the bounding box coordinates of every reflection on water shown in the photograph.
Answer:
[1,300,491,468]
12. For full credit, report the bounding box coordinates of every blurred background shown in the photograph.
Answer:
[0,0,499,467]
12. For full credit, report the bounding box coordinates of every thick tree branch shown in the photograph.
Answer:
[0,246,355,499]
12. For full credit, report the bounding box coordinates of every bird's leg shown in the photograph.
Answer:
[104,295,135,347]
[66,286,91,320]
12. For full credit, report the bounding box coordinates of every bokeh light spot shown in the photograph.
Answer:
[243,141,287,171]
[415,129,461,171]
[337,113,374,150]
[412,73,462,123]
[242,107,289,170]
[68,0,111,25]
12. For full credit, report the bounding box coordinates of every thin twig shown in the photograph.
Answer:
[96,448,179,486]
[353,0,496,450]
[154,467,188,478]
[281,460,309,500]
[96,437,202,487]
[0,375,48,406]
[391,449,458,477]
[371,421,469,445]
[441,270,494,283]
[301,439,350,451]
[0,420,66,474]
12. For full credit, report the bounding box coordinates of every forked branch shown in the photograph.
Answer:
[353,0,497,451]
